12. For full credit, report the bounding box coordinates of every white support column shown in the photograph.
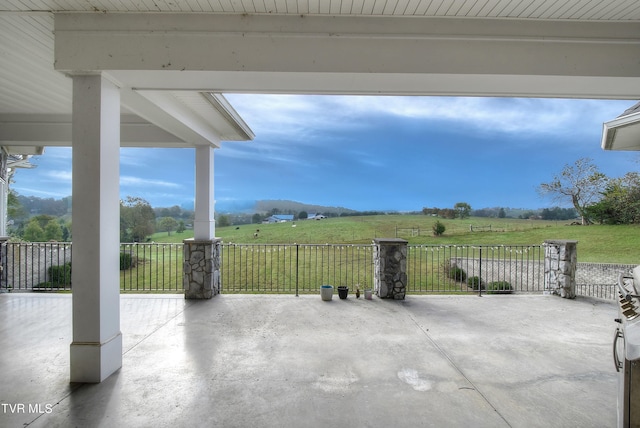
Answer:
[0,147,8,237]
[193,145,215,240]
[184,145,220,299]
[0,178,7,237]
[70,74,122,383]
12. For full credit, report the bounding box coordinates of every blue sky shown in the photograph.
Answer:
[10,95,638,212]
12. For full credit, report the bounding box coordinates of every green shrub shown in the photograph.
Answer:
[487,281,513,294]
[48,263,71,287]
[120,252,133,270]
[449,266,467,282]
[467,276,485,290]
[432,220,446,236]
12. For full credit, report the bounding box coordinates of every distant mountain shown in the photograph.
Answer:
[214,199,256,213]
[254,200,357,215]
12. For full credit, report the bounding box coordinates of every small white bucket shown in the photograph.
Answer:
[320,285,334,301]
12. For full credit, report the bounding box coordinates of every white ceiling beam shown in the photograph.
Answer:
[119,88,222,147]
[108,70,640,99]
[0,113,192,148]
[4,146,44,156]
[0,114,71,145]
[54,13,640,79]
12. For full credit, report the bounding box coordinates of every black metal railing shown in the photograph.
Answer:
[220,243,374,294]
[575,262,637,301]
[407,244,545,294]
[119,243,183,292]
[0,241,631,300]
[0,242,183,292]
[0,242,72,291]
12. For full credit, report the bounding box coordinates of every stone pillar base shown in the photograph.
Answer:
[544,239,577,299]
[374,238,408,300]
[183,238,221,299]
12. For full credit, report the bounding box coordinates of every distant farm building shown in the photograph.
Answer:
[308,214,327,220]
[263,215,294,224]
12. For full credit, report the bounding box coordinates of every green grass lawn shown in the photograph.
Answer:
[150,215,640,264]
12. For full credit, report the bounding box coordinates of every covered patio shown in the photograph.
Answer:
[1,1,639,425]
[1,293,617,427]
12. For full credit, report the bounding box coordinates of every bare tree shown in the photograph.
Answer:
[538,158,608,225]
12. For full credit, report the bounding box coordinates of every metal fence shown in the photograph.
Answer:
[1,242,73,291]
[576,262,636,300]
[120,243,182,292]
[407,244,545,294]
[0,241,635,300]
[220,243,374,294]
[0,242,183,292]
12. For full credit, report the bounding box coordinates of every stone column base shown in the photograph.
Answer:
[183,238,221,299]
[374,238,408,300]
[544,239,577,299]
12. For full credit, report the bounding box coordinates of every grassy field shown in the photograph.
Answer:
[151,215,640,264]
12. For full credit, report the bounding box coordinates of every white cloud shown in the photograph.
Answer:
[43,170,72,182]
[120,176,181,188]
[226,94,635,139]
[226,94,364,139]
[12,185,70,198]
[120,151,144,166]
[330,96,632,136]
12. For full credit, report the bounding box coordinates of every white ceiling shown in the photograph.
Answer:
[3,0,640,20]
[1,0,639,150]
[0,10,254,148]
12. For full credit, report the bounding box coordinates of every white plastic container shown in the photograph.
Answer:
[320,285,334,301]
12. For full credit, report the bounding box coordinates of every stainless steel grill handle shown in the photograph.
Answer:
[618,272,640,301]
[614,328,624,372]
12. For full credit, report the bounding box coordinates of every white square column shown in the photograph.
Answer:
[193,145,215,240]
[70,74,122,383]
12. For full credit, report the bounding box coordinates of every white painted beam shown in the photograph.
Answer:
[110,70,640,99]
[55,13,640,78]
[0,114,189,147]
[120,88,222,147]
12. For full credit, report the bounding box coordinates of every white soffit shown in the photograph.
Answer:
[0,10,254,148]
[0,113,213,148]
[602,112,640,151]
[4,146,44,156]
[119,89,253,147]
[3,1,640,20]
[3,0,640,149]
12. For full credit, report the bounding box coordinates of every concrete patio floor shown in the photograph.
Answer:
[0,292,618,427]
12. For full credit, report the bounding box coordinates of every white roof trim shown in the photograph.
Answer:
[601,111,640,151]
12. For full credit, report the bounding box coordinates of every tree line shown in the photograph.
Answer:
[7,193,194,242]
[422,202,472,219]
[423,204,577,221]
